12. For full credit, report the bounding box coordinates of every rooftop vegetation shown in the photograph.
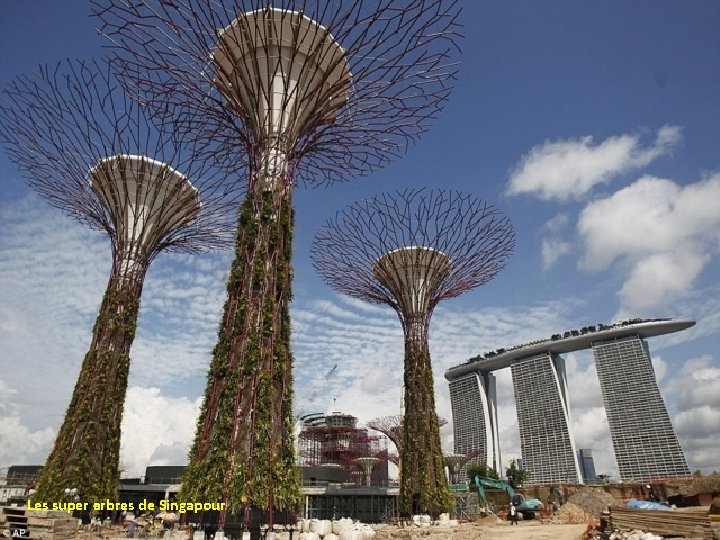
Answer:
[462,318,673,364]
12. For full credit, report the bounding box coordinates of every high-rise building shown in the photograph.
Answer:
[577,449,598,484]
[511,353,581,484]
[592,336,691,482]
[448,371,501,474]
[445,319,694,486]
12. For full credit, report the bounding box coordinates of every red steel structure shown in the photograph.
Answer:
[298,413,386,486]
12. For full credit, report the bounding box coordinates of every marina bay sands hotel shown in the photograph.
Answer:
[444,318,693,484]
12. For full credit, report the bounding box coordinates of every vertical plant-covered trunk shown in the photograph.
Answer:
[32,270,144,503]
[399,318,453,516]
[181,180,300,523]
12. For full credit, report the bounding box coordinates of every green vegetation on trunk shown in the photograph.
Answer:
[399,334,454,516]
[33,275,143,503]
[181,184,300,516]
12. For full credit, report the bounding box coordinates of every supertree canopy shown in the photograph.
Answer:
[92,0,462,525]
[312,189,515,515]
[93,0,462,185]
[0,59,241,503]
[367,414,447,466]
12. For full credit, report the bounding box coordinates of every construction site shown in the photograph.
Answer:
[3,410,720,539]
[2,459,720,539]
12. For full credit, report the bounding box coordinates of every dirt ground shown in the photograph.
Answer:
[372,521,588,540]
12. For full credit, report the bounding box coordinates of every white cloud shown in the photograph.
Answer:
[540,214,573,270]
[0,380,56,467]
[542,213,570,233]
[664,355,720,411]
[542,238,573,270]
[507,126,681,201]
[618,250,708,316]
[577,173,720,316]
[120,387,202,477]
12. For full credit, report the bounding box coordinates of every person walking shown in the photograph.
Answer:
[509,503,518,525]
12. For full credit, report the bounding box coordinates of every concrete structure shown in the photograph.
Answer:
[0,466,42,505]
[593,336,691,481]
[448,371,501,474]
[90,154,200,278]
[214,7,351,187]
[511,353,581,484]
[445,318,694,484]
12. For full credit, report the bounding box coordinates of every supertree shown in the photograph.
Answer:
[356,457,380,487]
[443,453,466,485]
[311,189,515,516]
[0,59,241,503]
[92,0,462,525]
[367,414,447,466]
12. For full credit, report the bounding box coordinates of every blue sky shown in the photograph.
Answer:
[1,1,719,480]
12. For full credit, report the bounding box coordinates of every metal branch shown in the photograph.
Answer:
[368,414,447,457]
[0,58,243,504]
[312,188,514,516]
[0,59,243,257]
[311,188,516,322]
[92,0,462,187]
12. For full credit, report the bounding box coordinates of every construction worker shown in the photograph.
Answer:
[509,503,518,525]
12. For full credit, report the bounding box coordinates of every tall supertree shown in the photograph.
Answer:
[93,0,462,525]
[311,189,515,516]
[0,60,240,503]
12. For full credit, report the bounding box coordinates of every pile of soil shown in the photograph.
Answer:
[710,496,720,515]
[568,487,618,515]
[372,522,588,540]
[546,487,618,525]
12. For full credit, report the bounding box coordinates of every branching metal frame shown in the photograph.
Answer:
[0,59,241,503]
[92,0,462,186]
[312,188,515,515]
[90,0,462,526]
[367,414,448,466]
[312,189,515,317]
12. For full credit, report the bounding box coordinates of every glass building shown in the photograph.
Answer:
[511,353,581,484]
[577,448,598,484]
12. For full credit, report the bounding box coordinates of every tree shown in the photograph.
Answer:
[95,0,462,525]
[505,459,529,488]
[466,463,499,480]
[312,189,515,515]
[0,59,238,503]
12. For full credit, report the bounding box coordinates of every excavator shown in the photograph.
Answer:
[474,476,544,520]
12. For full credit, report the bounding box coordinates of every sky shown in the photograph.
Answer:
[1,1,719,482]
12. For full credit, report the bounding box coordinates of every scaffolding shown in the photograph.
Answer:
[298,413,387,485]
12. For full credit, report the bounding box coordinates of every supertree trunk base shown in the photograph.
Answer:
[33,274,143,503]
[181,186,301,523]
[399,339,454,516]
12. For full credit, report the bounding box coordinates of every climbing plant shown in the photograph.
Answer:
[311,190,515,519]
[181,182,301,519]
[32,274,143,504]
[398,329,454,516]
